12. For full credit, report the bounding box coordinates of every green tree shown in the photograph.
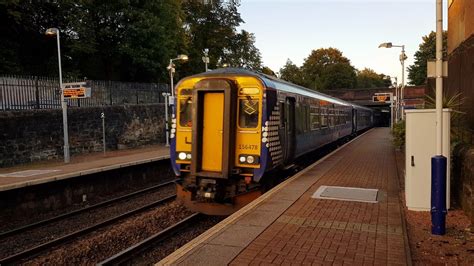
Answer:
[407,31,447,85]
[221,30,262,69]
[356,68,391,88]
[301,48,356,90]
[182,0,261,75]
[261,66,276,76]
[279,59,303,86]
[0,0,75,76]
[119,0,187,81]
[0,0,261,82]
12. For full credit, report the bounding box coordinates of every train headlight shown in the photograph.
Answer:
[177,152,191,161]
[238,154,259,165]
[246,156,255,164]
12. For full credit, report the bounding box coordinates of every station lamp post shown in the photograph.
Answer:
[202,48,210,72]
[45,27,70,163]
[431,0,447,236]
[385,75,399,122]
[379,42,408,120]
[165,54,188,146]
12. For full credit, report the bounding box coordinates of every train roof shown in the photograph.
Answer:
[189,68,371,110]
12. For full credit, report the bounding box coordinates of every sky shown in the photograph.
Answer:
[238,0,448,85]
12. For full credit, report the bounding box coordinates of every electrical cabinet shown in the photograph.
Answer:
[405,109,451,211]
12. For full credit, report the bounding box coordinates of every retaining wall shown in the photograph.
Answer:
[453,145,474,226]
[0,104,165,167]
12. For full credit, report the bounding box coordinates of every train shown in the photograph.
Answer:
[170,68,374,215]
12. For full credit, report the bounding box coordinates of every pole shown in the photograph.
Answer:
[435,2,443,157]
[203,48,209,72]
[393,77,398,122]
[101,112,106,155]
[431,0,447,236]
[390,93,394,129]
[163,92,170,147]
[400,45,406,120]
[169,60,175,99]
[57,31,70,163]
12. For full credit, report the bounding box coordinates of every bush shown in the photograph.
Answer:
[392,120,405,149]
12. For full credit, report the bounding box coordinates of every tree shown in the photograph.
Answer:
[407,31,447,85]
[118,0,188,82]
[0,0,75,76]
[181,0,261,75]
[356,68,391,88]
[221,30,262,69]
[279,59,303,86]
[0,0,261,82]
[66,0,187,82]
[261,66,276,76]
[301,48,356,90]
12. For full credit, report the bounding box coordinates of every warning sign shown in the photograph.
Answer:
[62,82,91,99]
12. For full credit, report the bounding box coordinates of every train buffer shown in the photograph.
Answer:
[159,128,411,265]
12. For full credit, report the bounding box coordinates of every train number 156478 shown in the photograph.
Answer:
[238,144,258,150]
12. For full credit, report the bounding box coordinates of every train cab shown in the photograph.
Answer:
[171,70,266,214]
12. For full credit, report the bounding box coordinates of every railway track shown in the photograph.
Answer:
[98,213,203,265]
[0,180,178,264]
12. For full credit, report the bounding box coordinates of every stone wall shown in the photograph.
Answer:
[452,145,474,225]
[0,104,165,167]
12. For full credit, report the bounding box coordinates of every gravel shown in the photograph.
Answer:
[22,201,194,265]
[0,177,176,233]
[130,215,225,265]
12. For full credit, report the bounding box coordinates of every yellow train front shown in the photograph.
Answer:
[170,68,373,215]
[171,69,267,215]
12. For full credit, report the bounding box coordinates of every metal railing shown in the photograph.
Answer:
[0,75,169,110]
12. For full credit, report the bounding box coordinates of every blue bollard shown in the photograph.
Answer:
[431,155,447,235]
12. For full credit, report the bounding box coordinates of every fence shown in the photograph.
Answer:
[0,75,169,110]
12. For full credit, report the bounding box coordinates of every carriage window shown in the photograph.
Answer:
[179,97,193,127]
[329,109,335,127]
[310,107,320,130]
[239,98,259,128]
[321,108,328,127]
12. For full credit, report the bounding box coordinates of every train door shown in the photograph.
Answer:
[352,108,357,134]
[191,79,236,178]
[284,97,296,164]
[201,92,224,171]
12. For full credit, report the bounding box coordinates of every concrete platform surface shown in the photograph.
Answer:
[0,145,169,192]
[158,128,411,265]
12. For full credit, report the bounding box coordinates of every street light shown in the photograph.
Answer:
[46,27,70,163]
[385,75,399,122]
[167,54,189,100]
[202,48,210,72]
[431,0,447,236]
[379,42,407,120]
[165,54,188,147]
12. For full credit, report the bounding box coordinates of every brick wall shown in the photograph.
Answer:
[0,104,166,167]
[453,145,474,225]
[448,0,474,54]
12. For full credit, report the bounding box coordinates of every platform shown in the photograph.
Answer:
[0,145,170,192]
[159,128,411,265]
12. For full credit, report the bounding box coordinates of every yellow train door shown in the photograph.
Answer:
[201,92,224,171]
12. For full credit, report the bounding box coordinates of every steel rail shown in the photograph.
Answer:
[0,179,178,239]
[0,195,177,265]
[98,213,202,266]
